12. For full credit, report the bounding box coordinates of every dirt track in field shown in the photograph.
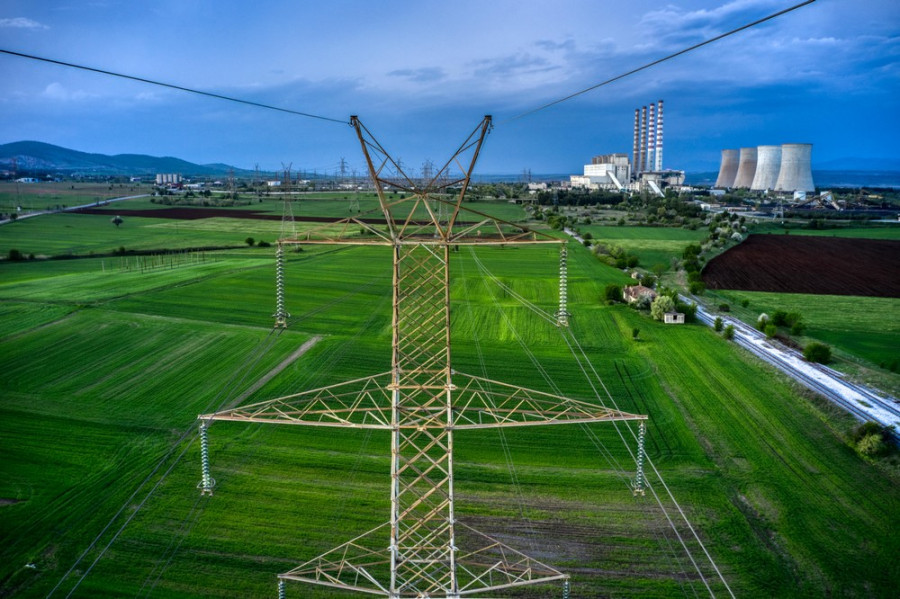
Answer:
[702,234,900,297]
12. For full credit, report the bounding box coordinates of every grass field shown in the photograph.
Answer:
[580,225,708,270]
[1,202,898,598]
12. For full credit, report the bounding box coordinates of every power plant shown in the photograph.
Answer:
[570,99,683,196]
[715,143,815,192]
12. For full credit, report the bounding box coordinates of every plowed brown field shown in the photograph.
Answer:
[702,234,900,297]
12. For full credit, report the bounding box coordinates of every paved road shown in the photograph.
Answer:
[688,296,900,440]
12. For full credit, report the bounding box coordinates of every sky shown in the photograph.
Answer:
[0,0,898,175]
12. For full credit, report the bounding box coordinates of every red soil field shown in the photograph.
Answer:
[702,234,900,298]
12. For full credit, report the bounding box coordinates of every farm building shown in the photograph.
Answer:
[663,312,685,324]
[623,285,656,304]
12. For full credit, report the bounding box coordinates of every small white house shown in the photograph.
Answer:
[663,312,685,324]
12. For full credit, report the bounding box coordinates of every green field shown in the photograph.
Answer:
[581,225,708,270]
[1,202,898,598]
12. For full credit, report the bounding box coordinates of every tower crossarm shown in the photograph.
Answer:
[450,371,646,429]
[198,370,644,431]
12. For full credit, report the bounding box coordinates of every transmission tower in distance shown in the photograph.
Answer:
[199,116,647,597]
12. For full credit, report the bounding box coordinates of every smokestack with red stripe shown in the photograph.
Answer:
[633,109,640,181]
[655,100,664,171]
[639,106,647,175]
[648,103,656,172]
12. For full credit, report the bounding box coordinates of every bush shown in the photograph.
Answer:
[689,281,706,295]
[803,342,831,364]
[714,317,723,332]
[718,303,730,312]
[764,324,777,339]
[632,327,640,340]
[757,313,769,331]
[603,284,623,303]
[723,324,735,340]
[7,248,24,261]
[257,240,271,248]
[741,299,750,308]
[245,237,255,246]
[857,433,885,457]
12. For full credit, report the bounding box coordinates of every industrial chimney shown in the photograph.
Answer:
[733,147,758,189]
[714,149,739,188]
[633,109,640,180]
[775,143,815,192]
[655,100,664,171]
[648,103,656,172]
[750,145,782,191]
[639,106,647,175]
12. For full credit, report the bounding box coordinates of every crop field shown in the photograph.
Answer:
[1,204,898,598]
[702,234,900,297]
[580,225,708,270]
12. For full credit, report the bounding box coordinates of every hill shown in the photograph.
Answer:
[0,140,253,176]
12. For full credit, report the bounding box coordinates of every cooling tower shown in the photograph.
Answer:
[750,145,782,191]
[775,143,815,192]
[714,149,739,188]
[732,147,758,189]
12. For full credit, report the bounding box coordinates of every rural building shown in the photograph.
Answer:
[663,312,685,324]
[623,285,656,304]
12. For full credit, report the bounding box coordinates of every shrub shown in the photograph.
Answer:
[257,240,271,248]
[741,299,750,308]
[714,317,723,332]
[757,313,769,331]
[718,303,730,312]
[764,324,777,339]
[7,248,24,261]
[245,237,255,246]
[632,328,640,340]
[857,433,885,457]
[803,342,831,364]
[723,324,735,340]
[689,281,706,295]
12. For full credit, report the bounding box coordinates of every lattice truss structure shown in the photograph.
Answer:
[199,116,647,598]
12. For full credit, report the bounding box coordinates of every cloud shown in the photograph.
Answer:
[387,67,447,83]
[40,82,95,101]
[0,17,48,29]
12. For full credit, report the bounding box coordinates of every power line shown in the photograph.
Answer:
[0,48,349,125]
[502,0,817,123]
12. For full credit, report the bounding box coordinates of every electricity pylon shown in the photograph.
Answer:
[199,116,647,597]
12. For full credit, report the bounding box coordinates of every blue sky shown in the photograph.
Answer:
[1,0,898,174]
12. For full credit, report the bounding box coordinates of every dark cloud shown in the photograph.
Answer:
[387,67,447,83]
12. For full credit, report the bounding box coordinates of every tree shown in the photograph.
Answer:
[245,237,255,247]
[857,433,885,457]
[765,324,777,339]
[689,281,706,295]
[111,215,123,227]
[803,342,831,363]
[723,324,735,340]
[650,295,675,321]
[714,317,723,332]
[603,284,623,303]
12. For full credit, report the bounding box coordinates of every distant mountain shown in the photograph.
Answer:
[0,141,254,176]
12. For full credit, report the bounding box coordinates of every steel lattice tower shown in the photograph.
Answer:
[198,116,646,597]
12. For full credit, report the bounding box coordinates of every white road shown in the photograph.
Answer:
[688,296,900,439]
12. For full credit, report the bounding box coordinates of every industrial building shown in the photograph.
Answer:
[714,143,814,192]
[570,153,630,191]
[155,173,182,185]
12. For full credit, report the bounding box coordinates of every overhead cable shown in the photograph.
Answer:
[501,0,817,123]
[0,48,349,125]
